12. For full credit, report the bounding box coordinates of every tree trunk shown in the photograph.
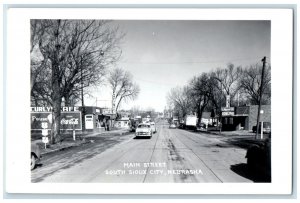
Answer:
[196,103,201,125]
[50,20,62,144]
[115,96,123,112]
[51,98,61,144]
[64,94,70,106]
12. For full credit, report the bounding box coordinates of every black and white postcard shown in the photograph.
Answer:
[5,7,293,195]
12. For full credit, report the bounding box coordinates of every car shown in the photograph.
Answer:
[169,123,176,129]
[31,141,42,170]
[198,123,207,131]
[245,138,271,181]
[150,122,157,133]
[135,123,152,138]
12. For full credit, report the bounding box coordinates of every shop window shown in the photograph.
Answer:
[224,118,228,124]
[230,118,233,124]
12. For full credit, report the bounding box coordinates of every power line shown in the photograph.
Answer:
[118,56,266,65]
[134,77,176,87]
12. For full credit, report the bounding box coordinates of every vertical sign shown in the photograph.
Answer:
[226,95,230,108]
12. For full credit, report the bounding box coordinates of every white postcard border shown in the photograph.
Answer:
[5,8,293,194]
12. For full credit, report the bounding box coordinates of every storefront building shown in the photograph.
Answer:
[221,105,271,131]
[79,106,117,132]
[114,116,130,129]
[31,106,117,134]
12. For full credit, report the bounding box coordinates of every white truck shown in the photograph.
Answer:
[184,115,198,130]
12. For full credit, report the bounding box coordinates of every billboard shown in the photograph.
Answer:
[31,111,82,130]
[60,112,82,130]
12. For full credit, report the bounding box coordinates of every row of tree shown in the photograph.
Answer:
[166,62,271,124]
[30,20,140,144]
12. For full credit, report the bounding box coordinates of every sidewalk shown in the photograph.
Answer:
[35,128,131,155]
[198,128,269,138]
[195,129,270,149]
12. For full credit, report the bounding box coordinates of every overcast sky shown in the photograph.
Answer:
[86,20,271,112]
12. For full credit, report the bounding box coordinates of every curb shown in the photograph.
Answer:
[40,140,90,156]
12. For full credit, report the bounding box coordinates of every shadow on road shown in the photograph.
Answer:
[230,163,271,183]
[224,136,271,149]
[34,163,43,169]
[133,136,151,139]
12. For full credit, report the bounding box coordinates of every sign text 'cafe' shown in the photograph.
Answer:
[31,106,80,112]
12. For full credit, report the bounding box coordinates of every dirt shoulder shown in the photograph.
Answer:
[32,128,132,155]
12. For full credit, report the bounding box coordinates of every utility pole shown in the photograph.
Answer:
[237,91,240,107]
[81,64,84,107]
[80,57,85,132]
[255,56,266,139]
[112,93,115,113]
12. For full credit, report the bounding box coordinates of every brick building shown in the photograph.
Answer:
[221,105,271,131]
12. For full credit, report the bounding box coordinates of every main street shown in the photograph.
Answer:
[31,120,252,183]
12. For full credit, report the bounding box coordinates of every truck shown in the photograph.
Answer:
[184,115,198,130]
[130,116,142,132]
[172,117,179,127]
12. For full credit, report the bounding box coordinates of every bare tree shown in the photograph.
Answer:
[240,64,271,105]
[30,19,124,144]
[212,63,243,106]
[189,73,211,125]
[31,20,123,105]
[30,20,53,99]
[129,106,142,117]
[60,20,123,105]
[108,67,140,112]
[167,86,192,119]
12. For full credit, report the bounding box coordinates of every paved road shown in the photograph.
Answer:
[32,121,252,183]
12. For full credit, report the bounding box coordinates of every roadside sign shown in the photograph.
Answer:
[31,112,82,130]
[41,122,48,129]
[221,107,234,112]
[60,112,82,130]
[222,112,235,116]
[226,95,230,108]
[42,129,48,136]
[42,136,49,143]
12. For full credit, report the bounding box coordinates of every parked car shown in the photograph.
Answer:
[150,122,157,133]
[198,123,207,131]
[31,141,42,170]
[245,138,271,181]
[169,123,176,129]
[178,123,184,129]
[135,123,152,138]
[252,122,271,134]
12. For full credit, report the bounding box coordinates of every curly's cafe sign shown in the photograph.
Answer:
[31,107,82,130]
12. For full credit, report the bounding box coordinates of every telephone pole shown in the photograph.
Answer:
[255,56,266,139]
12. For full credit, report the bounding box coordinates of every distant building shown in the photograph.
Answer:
[114,116,130,129]
[201,112,214,126]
